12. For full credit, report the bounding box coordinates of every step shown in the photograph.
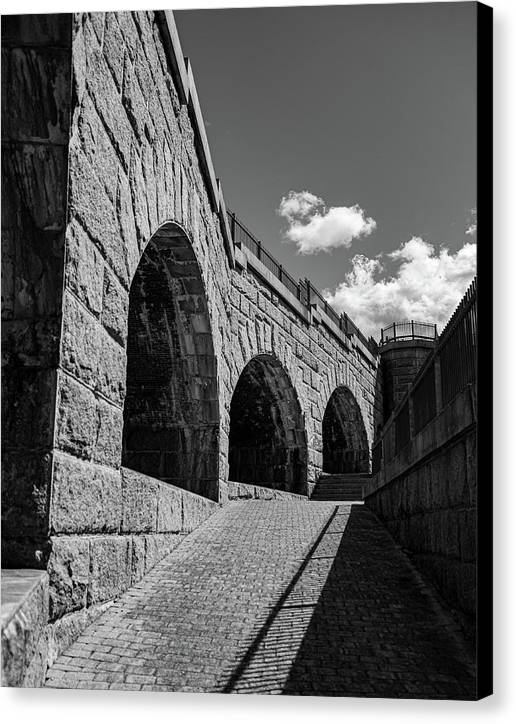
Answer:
[319,475,371,482]
[311,495,363,501]
[319,472,371,478]
[313,486,364,493]
[314,482,364,488]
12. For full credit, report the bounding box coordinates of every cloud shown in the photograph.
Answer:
[277,190,376,254]
[465,207,477,236]
[323,237,477,339]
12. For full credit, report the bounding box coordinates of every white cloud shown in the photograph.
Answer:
[466,207,477,236]
[277,190,376,254]
[324,237,477,339]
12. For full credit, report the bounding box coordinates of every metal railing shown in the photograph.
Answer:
[412,363,436,434]
[377,277,477,465]
[228,211,377,355]
[439,278,477,406]
[380,320,438,345]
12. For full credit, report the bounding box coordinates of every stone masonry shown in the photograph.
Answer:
[2,9,381,662]
[44,501,476,698]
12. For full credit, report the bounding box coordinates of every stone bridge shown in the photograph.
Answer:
[3,10,380,567]
[1,10,481,696]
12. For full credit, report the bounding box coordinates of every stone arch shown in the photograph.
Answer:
[322,386,369,474]
[228,354,307,494]
[122,221,219,500]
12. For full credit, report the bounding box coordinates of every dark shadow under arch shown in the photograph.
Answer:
[228,355,307,494]
[122,222,219,500]
[322,386,369,474]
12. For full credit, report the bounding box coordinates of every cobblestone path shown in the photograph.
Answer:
[45,501,476,698]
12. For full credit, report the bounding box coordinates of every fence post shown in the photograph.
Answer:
[411,320,415,339]
[434,357,443,414]
[393,322,396,341]
[257,240,261,262]
[279,264,282,283]
[408,394,415,440]
[230,212,236,243]
[306,279,312,306]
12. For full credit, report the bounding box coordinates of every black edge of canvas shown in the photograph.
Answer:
[476,0,493,701]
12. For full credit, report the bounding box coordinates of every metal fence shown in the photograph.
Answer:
[378,278,477,467]
[395,400,411,454]
[412,363,436,434]
[229,210,376,354]
[380,320,438,345]
[439,279,477,406]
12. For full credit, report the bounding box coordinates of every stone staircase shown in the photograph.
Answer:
[310,473,370,501]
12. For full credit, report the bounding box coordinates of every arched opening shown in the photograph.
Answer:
[228,355,307,494]
[122,222,219,500]
[322,387,369,474]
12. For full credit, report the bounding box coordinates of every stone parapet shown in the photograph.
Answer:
[1,570,49,687]
[226,481,307,502]
[365,386,476,628]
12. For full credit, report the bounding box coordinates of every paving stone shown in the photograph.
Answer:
[45,501,476,698]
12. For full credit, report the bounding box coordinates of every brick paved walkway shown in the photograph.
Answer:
[45,502,476,698]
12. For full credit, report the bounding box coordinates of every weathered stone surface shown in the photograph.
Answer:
[2,13,71,48]
[120,468,158,533]
[21,626,49,687]
[3,46,71,144]
[93,399,123,468]
[102,13,125,90]
[51,453,122,534]
[47,599,114,668]
[6,143,68,232]
[88,536,132,605]
[2,17,71,573]
[74,93,120,205]
[48,537,89,619]
[181,489,218,533]
[143,533,184,574]
[68,143,132,288]
[60,290,100,387]
[2,367,57,451]
[82,19,133,172]
[96,330,126,405]
[1,570,49,687]
[130,535,146,584]
[65,220,104,317]
[55,373,97,459]
[1,451,52,555]
[227,481,306,501]
[156,483,182,533]
[102,265,128,345]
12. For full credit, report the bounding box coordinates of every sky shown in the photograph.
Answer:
[175,2,477,339]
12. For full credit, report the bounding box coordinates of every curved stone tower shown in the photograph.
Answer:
[379,322,437,423]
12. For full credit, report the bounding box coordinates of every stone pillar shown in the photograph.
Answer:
[1,14,73,567]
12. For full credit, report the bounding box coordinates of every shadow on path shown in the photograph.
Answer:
[227,505,476,699]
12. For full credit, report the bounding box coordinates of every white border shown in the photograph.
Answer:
[1,1,514,722]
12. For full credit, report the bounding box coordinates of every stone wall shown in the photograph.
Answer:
[1,571,49,687]
[366,284,477,630]
[47,467,216,648]
[2,9,382,641]
[366,382,476,629]
[227,481,307,501]
[2,14,72,568]
[222,252,381,499]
